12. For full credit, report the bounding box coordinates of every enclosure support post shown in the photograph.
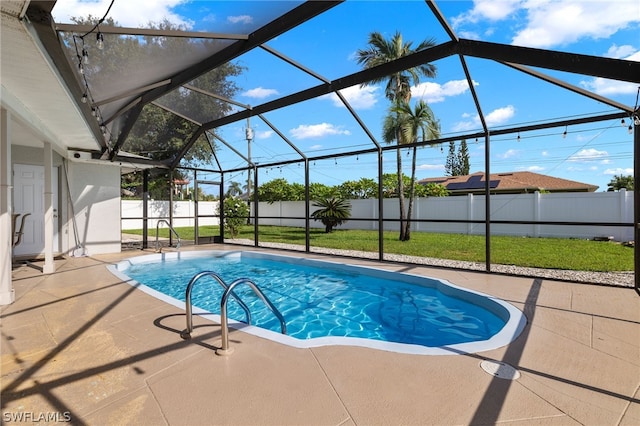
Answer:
[169,170,174,247]
[142,169,149,249]
[253,166,259,247]
[194,170,199,244]
[484,131,491,272]
[305,159,310,252]
[219,173,225,241]
[377,148,384,261]
[634,121,639,295]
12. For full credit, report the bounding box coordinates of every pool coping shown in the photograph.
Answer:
[107,250,527,356]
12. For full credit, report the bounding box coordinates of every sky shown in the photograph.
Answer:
[52,0,640,193]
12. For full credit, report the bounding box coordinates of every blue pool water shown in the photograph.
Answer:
[110,251,525,354]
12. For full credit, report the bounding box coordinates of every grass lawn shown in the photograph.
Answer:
[123,225,633,272]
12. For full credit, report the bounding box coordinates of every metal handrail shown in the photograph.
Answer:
[218,278,287,355]
[155,219,181,252]
[182,271,252,339]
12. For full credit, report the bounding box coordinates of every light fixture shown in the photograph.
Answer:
[82,48,89,64]
[629,124,633,134]
[78,62,84,75]
[91,106,97,117]
[621,118,626,126]
[634,114,640,126]
[81,93,88,103]
[96,32,104,50]
[562,126,567,139]
[517,133,521,142]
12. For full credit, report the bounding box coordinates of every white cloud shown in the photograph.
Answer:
[255,130,273,140]
[452,0,520,26]
[512,1,640,48]
[452,105,515,132]
[290,123,351,139]
[518,165,545,172]
[604,167,633,175]
[322,85,379,109]
[605,44,638,59]
[541,150,549,156]
[411,79,479,103]
[53,0,193,28]
[568,148,608,162]
[417,164,445,171]
[579,50,640,95]
[242,87,279,99]
[497,149,519,159]
[228,15,253,25]
[310,144,323,150]
[485,105,516,126]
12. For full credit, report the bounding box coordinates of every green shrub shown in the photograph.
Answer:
[220,197,250,238]
[311,197,352,233]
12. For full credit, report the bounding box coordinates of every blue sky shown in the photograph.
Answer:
[53,1,640,192]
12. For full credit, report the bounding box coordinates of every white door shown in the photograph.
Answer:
[13,164,59,256]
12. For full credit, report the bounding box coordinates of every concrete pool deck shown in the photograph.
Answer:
[2,244,639,425]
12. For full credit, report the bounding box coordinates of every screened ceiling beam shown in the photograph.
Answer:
[95,79,171,107]
[211,133,254,167]
[425,0,458,42]
[182,84,251,109]
[260,44,329,83]
[458,38,640,83]
[151,102,202,125]
[194,41,458,133]
[55,23,249,40]
[501,62,634,113]
[119,1,341,162]
[257,114,306,159]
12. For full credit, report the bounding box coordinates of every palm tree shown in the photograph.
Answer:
[392,100,440,240]
[226,181,242,197]
[357,31,437,241]
[310,197,352,233]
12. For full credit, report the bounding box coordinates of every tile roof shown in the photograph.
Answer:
[419,171,599,194]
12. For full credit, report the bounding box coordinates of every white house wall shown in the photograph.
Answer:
[66,161,121,255]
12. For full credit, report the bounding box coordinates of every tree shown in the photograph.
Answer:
[226,181,243,197]
[445,140,470,176]
[391,99,440,240]
[607,174,634,191]
[310,197,352,233]
[415,182,449,197]
[458,139,470,175]
[257,178,295,203]
[445,141,457,176]
[337,178,377,199]
[357,31,437,241]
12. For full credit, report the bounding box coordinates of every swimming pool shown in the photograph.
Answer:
[108,250,526,355]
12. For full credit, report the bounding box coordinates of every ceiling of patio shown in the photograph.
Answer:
[21,0,640,175]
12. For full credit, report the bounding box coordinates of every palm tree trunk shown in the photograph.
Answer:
[405,145,418,241]
[396,139,407,241]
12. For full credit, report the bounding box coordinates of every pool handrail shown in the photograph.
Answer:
[182,271,252,339]
[218,277,287,356]
[155,219,181,252]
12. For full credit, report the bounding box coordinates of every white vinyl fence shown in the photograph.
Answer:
[122,200,219,230]
[257,190,634,242]
[122,190,633,241]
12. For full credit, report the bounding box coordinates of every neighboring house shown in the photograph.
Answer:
[419,171,598,195]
